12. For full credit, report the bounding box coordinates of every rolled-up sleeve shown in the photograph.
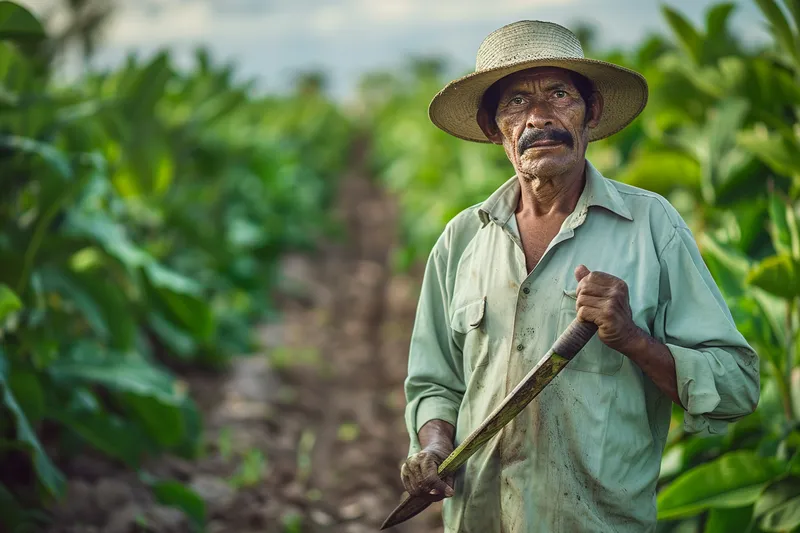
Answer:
[654,225,760,435]
[404,240,465,456]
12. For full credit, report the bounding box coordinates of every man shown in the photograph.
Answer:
[400,20,760,532]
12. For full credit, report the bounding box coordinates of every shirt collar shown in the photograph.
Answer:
[477,159,633,227]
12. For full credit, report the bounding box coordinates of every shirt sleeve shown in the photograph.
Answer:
[404,241,466,456]
[653,225,760,435]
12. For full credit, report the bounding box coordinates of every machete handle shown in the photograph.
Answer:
[551,318,598,360]
[380,318,598,530]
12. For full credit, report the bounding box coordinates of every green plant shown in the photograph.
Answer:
[0,2,352,529]
[230,448,267,489]
[361,1,800,531]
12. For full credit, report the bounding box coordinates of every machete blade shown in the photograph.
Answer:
[380,318,597,530]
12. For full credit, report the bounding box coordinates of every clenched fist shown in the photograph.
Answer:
[400,444,455,501]
[574,264,642,354]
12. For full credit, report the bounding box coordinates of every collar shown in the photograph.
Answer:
[477,159,633,227]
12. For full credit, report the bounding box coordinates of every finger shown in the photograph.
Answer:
[406,461,424,496]
[576,282,608,299]
[443,475,455,497]
[577,304,601,324]
[422,468,451,497]
[574,264,591,283]
[576,294,608,310]
[577,274,621,299]
[420,456,448,495]
[401,463,414,494]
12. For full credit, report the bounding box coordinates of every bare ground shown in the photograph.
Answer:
[45,144,444,533]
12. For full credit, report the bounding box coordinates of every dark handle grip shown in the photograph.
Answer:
[552,319,598,360]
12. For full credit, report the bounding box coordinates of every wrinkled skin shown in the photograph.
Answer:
[400,66,682,501]
[574,264,640,353]
[478,66,602,186]
[400,419,455,501]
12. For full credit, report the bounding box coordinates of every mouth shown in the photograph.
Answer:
[529,140,564,148]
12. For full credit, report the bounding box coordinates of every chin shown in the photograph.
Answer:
[519,157,573,180]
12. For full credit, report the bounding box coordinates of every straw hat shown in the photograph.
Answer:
[428,20,649,143]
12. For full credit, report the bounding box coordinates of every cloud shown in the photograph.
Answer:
[77,0,580,47]
[21,0,767,100]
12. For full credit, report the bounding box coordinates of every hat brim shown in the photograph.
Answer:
[428,58,649,143]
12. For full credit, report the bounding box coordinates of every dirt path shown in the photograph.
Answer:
[46,142,445,533]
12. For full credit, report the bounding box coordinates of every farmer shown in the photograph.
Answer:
[400,20,760,532]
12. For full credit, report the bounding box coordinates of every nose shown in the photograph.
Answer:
[526,101,554,130]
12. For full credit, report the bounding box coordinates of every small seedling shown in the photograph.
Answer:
[296,429,316,483]
[336,422,359,442]
[230,448,267,488]
[218,427,233,461]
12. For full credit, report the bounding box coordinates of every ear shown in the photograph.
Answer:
[586,91,604,129]
[476,106,504,144]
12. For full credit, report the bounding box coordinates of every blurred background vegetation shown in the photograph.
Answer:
[1,0,800,531]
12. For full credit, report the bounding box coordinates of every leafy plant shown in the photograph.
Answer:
[362,1,800,531]
[0,2,352,530]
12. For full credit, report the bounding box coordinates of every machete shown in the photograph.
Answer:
[380,317,598,530]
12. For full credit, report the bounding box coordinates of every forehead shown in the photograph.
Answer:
[498,67,577,93]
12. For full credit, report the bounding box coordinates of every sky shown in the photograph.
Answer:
[20,0,768,100]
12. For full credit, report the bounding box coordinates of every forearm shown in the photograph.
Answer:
[418,419,456,455]
[620,328,684,409]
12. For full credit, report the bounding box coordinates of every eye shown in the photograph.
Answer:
[554,90,567,98]
[509,96,525,105]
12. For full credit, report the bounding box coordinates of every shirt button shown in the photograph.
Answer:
[522,287,530,294]
[517,344,524,351]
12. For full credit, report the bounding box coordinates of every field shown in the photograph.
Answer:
[2,0,800,532]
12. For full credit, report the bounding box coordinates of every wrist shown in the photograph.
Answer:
[617,324,650,360]
[423,441,454,460]
[418,419,455,459]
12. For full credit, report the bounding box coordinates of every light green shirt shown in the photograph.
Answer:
[404,160,760,533]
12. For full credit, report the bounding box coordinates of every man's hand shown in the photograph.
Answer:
[574,264,685,408]
[574,264,642,353]
[401,446,455,500]
[401,419,456,501]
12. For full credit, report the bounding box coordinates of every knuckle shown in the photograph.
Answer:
[422,474,438,487]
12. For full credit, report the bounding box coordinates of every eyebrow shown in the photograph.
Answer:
[503,81,572,98]
[543,82,570,91]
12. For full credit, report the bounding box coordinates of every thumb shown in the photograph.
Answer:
[444,475,455,497]
[574,264,591,282]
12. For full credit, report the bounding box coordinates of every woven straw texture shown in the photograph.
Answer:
[428,20,649,143]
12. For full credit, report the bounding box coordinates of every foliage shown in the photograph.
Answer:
[0,2,352,530]
[2,0,800,529]
[363,0,800,531]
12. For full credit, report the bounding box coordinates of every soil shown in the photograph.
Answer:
[44,143,445,533]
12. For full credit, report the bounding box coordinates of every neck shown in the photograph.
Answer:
[516,160,586,217]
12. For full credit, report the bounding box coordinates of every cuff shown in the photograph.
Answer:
[407,397,459,456]
[415,396,459,430]
[667,343,726,435]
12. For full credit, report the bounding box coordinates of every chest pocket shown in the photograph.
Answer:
[451,296,490,374]
[559,289,624,375]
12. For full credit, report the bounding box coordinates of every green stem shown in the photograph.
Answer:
[782,298,796,422]
[775,361,794,424]
[15,197,65,296]
[15,156,95,297]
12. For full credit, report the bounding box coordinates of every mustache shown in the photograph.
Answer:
[517,128,574,155]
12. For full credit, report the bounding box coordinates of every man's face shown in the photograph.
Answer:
[481,67,602,181]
